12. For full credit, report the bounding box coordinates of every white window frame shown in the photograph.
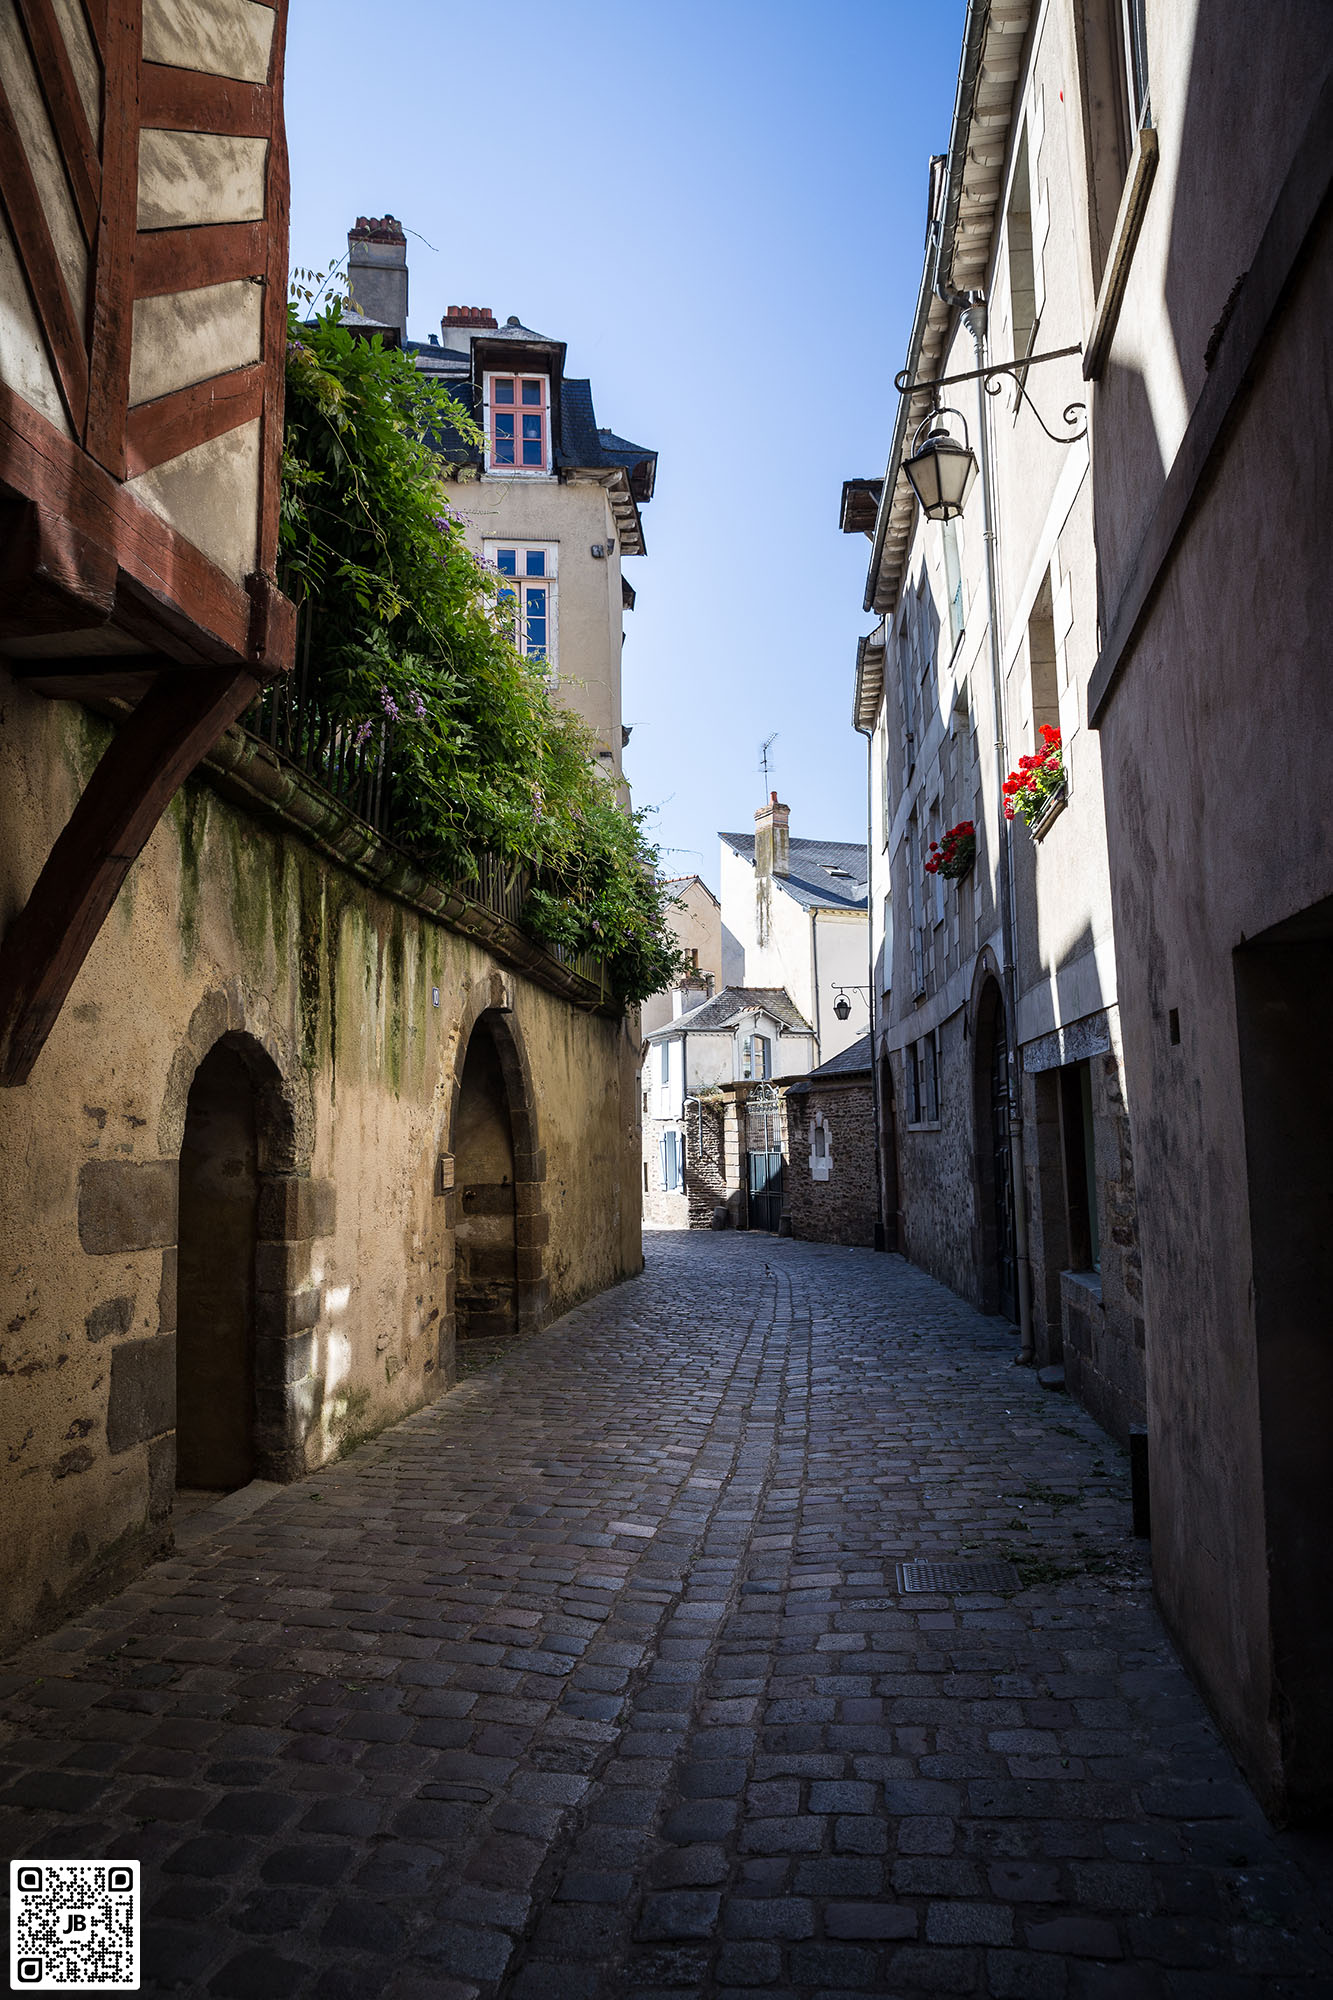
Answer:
[482,370,552,476]
[484,540,558,677]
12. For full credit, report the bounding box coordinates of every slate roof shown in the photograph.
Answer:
[785,1032,874,1093]
[644,986,814,1042]
[406,366,658,540]
[718,833,869,911]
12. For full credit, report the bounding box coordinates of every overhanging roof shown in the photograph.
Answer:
[861,0,1033,622]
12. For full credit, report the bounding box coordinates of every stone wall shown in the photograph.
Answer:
[892,1012,982,1308]
[784,1076,877,1248]
[1020,1013,1145,1440]
[0,675,641,1654]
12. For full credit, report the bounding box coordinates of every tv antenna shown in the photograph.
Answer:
[758,732,779,793]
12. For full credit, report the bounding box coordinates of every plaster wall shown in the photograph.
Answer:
[640,879,722,1036]
[0,674,641,1656]
[448,475,628,774]
[867,0,1139,1425]
[720,846,868,1066]
[1088,0,1333,1818]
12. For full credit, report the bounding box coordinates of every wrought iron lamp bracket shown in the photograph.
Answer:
[894,343,1087,446]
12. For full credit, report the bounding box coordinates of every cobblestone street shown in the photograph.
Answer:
[3,1231,1332,2000]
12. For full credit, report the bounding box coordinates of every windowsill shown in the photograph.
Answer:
[1083,125,1160,381]
[1062,1267,1103,1302]
[905,1121,941,1134]
[483,467,556,481]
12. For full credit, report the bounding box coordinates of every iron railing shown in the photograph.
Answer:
[243,610,605,991]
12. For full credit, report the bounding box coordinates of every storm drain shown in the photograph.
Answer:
[896,1560,1019,1594]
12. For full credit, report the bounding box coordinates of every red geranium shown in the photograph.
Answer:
[1003,726,1066,826]
[924,819,976,881]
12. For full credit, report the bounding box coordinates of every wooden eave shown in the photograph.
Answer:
[863,0,1032,623]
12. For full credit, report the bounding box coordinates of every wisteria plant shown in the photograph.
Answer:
[1003,726,1066,827]
[279,302,687,1003]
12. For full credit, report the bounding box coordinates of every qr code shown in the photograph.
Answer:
[9,1860,139,1991]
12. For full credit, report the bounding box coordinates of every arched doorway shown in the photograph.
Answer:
[454,1024,518,1342]
[974,978,1019,1322]
[879,1053,900,1252]
[177,1041,261,1491]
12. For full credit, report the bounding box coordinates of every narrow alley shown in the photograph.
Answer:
[2,1233,1330,2000]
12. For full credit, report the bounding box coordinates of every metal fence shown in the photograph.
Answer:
[243,614,604,990]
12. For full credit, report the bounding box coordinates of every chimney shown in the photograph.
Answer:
[347,215,408,342]
[754,792,790,880]
[439,303,499,357]
[671,973,712,1019]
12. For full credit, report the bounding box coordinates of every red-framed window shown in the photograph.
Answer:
[487,374,548,470]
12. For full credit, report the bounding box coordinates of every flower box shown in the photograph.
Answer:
[925,820,976,883]
[1003,726,1066,834]
[1030,788,1068,841]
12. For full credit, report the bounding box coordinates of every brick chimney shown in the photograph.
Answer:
[439,304,499,357]
[754,792,790,880]
[347,215,408,341]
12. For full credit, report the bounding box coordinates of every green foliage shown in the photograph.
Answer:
[280,304,686,1003]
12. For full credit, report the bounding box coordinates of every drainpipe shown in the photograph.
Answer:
[944,288,1035,1364]
[855,715,886,1250]
[810,914,823,1062]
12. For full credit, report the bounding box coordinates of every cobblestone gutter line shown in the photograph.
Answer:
[0,1235,1330,2000]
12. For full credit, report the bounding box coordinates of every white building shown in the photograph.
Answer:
[641,986,815,1230]
[345,217,656,791]
[719,796,870,1064]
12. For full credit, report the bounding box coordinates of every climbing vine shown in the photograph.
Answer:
[280,303,685,1003]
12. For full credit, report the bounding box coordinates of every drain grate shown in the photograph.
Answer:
[896,1560,1019,1594]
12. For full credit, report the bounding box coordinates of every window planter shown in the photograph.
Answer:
[1030,787,1068,842]
[925,820,976,883]
[1004,727,1066,837]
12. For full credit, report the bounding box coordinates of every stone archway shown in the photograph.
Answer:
[175,1029,308,1491]
[444,979,547,1349]
[162,992,327,1491]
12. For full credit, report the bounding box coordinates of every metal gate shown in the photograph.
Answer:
[989,1032,1019,1322]
[746,1083,785,1232]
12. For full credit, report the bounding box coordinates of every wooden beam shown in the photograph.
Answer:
[0,73,90,431]
[125,361,266,477]
[0,381,255,661]
[0,666,261,1086]
[14,0,102,241]
[139,63,269,138]
[84,0,140,477]
[134,219,266,297]
[257,0,290,582]
[0,496,116,636]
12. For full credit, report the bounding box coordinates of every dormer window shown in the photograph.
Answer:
[486,373,549,471]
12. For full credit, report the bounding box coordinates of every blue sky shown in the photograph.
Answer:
[286,0,966,891]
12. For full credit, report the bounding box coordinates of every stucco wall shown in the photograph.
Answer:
[1090,13,1333,1816]
[0,674,640,1655]
[448,475,627,773]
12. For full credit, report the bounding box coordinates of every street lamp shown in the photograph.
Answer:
[902,407,977,522]
[834,994,851,1022]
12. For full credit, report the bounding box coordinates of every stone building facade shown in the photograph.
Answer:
[843,0,1144,1444]
[1083,0,1333,1824]
[783,1036,877,1249]
[343,218,657,793]
[843,0,1333,1825]
[0,676,640,1658]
